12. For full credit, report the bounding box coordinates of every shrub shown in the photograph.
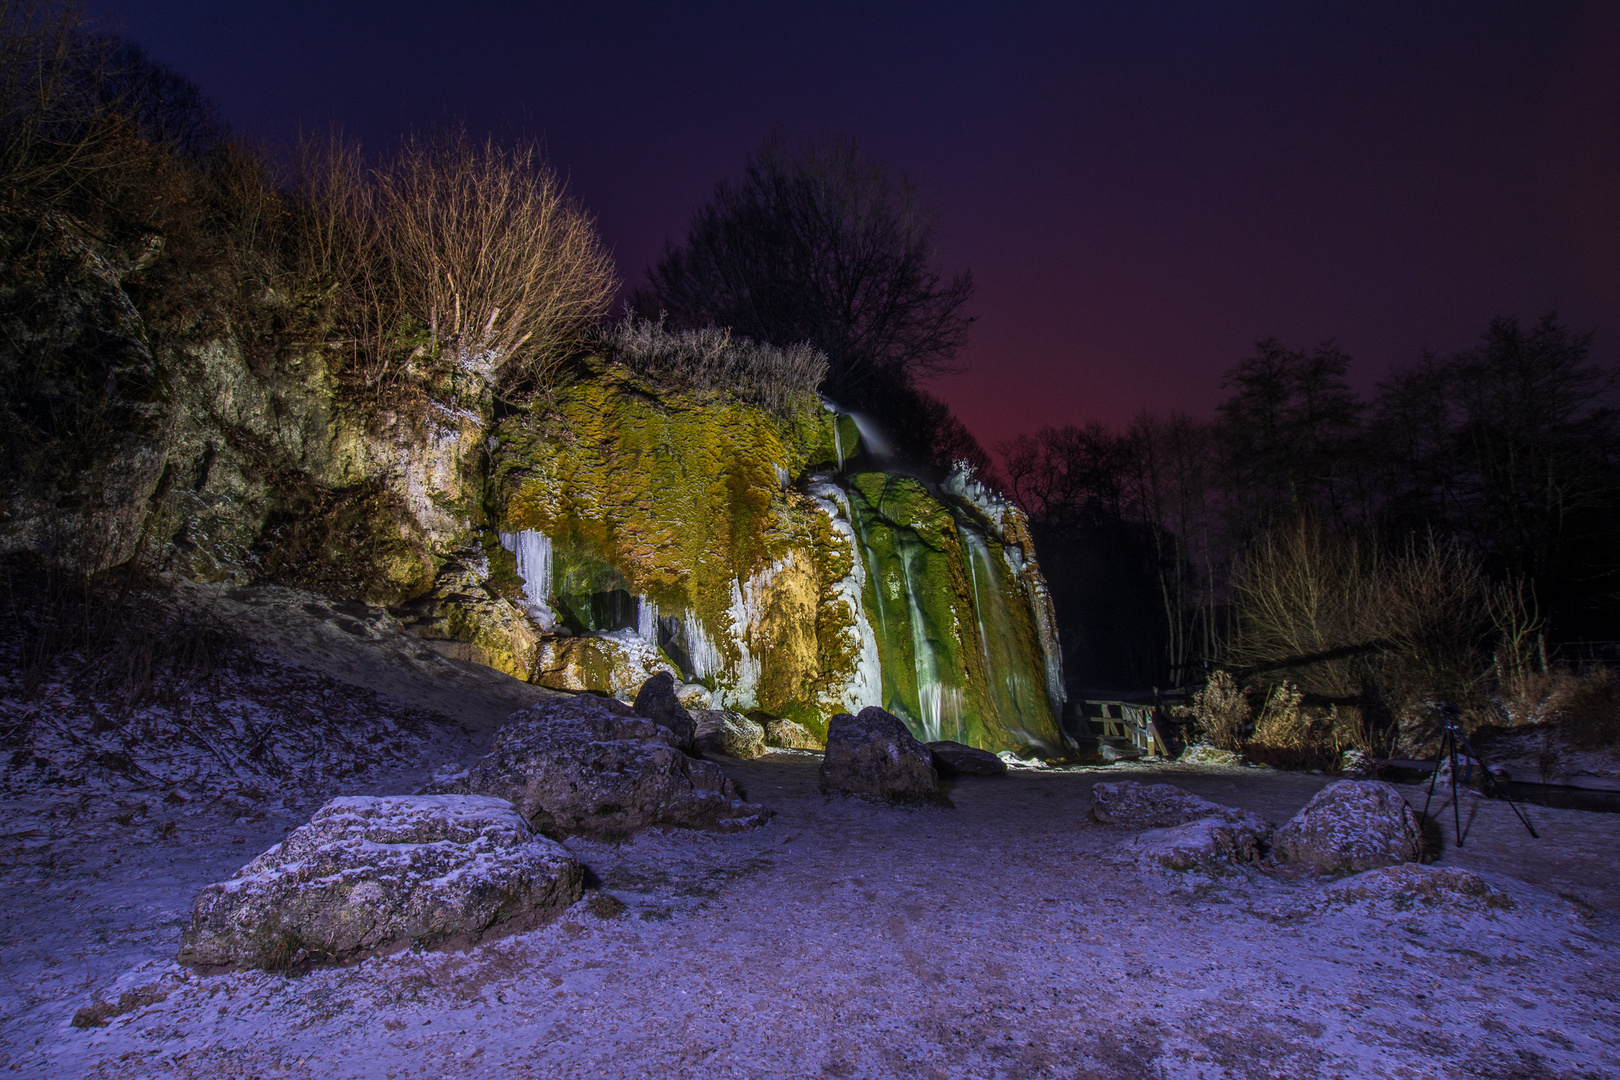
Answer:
[376,130,617,389]
[596,313,827,415]
[1183,669,1250,751]
[1498,667,1620,750]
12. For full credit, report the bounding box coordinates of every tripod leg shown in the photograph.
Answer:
[1449,732,1464,848]
[1457,730,1540,841]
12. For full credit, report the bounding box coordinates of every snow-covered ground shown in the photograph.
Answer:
[2,587,1617,1078]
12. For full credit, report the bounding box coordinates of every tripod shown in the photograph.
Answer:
[1421,705,1538,847]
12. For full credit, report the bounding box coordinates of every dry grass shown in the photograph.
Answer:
[597,313,827,415]
[1181,669,1250,751]
[1497,667,1620,750]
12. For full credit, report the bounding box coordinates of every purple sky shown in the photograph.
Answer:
[86,1,1620,452]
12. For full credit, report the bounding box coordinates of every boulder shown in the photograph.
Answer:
[177,795,582,971]
[1091,781,1268,834]
[633,671,697,753]
[436,695,771,838]
[1110,815,1271,874]
[819,707,943,805]
[762,717,822,750]
[693,709,767,759]
[1179,743,1244,766]
[1338,749,1377,780]
[927,740,1008,777]
[1271,780,1423,874]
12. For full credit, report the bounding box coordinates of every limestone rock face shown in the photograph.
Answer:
[819,707,942,805]
[693,709,767,759]
[177,795,582,971]
[441,695,771,838]
[533,633,670,700]
[763,718,822,750]
[633,671,697,754]
[1111,816,1271,874]
[1271,780,1423,874]
[1091,781,1266,833]
[927,740,1008,777]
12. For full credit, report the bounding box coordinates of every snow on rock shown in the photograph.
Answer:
[927,740,1008,777]
[1295,863,1516,917]
[432,694,773,838]
[1091,780,1271,834]
[1178,742,1244,766]
[693,709,767,760]
[1271,779,1424,874]
[177,794,582,971]
[1109,815,1271,874]
[819,706,943,805]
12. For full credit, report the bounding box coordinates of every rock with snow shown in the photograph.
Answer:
[1179,743,1244,766]
[436,694,771,838]
[1091,781,1267,833]
[819,707,943,805]
[1339,749,1377,779]
[632,671,697,753]
[676,682,715,710]
[693,709,767,759]
[762,717,822,750]
[1271,779,1423,874]
[177,795,582,971]
[927,740,1008,777]
[1110,815,1271,874]
[1309,864,1515,914]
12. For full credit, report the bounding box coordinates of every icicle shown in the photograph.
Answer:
[636,596,658,644]
[498,529,556,630]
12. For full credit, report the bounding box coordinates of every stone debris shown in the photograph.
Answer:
[819,707,944,805]
[693,709,767,759]
[432,694,772,838]
[1271,779,1424,874]
[177,794,583,971]
[927,740,1008,777]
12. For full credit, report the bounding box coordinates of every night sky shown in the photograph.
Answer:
[84,1,1620,452]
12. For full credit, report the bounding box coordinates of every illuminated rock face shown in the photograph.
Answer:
[477,360,1067,754]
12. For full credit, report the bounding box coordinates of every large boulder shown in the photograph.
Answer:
[1271,780,1423,874]
[819,707,943,805]
[927,740,1008,777]
[177,795,582,971]
[438,695,771,838]
[1091,781,1268,834]
[762,717,822,750]
[693,709,767,759]
[633,671,697,753]
[1110,816,1271,874]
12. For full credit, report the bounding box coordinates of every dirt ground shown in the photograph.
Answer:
[2,586,1617,1078]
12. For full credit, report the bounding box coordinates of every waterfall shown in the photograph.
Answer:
[498,529,556,630]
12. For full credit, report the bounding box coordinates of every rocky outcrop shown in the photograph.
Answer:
[436,695,771,837]
[1271,780,1423,874]
[762,717,822,750]
[819,707,943,805]
[177,795,582,971]
[927,740,1008,777]
[633,671,697,753]
[693,709,767,759]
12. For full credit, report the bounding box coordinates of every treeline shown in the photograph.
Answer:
[1000,319,1620,717]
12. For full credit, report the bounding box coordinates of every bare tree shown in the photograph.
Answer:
[378,130,618,389]
[634,133,974,406]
